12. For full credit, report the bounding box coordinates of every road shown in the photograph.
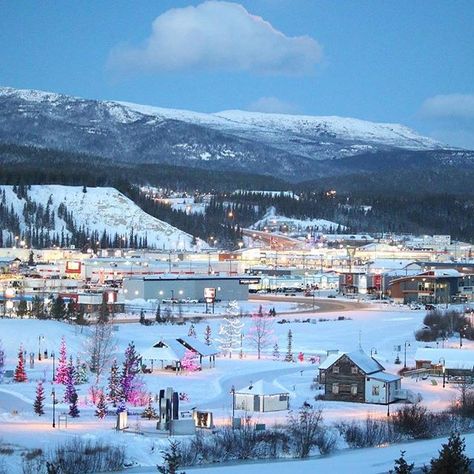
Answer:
[250,294,369,314]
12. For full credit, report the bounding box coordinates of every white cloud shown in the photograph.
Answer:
[420,94,474,119]
[247,96,300,114]
[107,1,322,75]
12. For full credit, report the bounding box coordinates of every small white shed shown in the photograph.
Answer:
[234,380,290,412]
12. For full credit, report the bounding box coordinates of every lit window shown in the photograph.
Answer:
[332,383,339,394]
[351,384,358,396]
[351,366,358,374]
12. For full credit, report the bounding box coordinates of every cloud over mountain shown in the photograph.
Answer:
[107,1,322,75]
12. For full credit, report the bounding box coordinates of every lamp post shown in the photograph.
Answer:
[38,335,44,361]
[439,357,446,388]
[230,385,235,430]
[51,387,56,428]
[387,382,391,417]
[403,341,410,369]
[460,325,468,348]
[51,351,55,382]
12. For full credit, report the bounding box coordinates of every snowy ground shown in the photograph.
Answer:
[0,304,473,473]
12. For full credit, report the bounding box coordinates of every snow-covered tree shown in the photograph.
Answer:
[74,357,88,384]
[285,329,294,362]
[272,343,280,361]
[95,391,107,420]
[216,318,244,358]
[188,324,196,338]
[247,311,274,359]
[225,300,240,318]
[56,337,68,384]
[108,359,122,407]
[141,395,158,419]
[204,325,212,346]
[34,381,45,415]
[14,346,27,382]
[181,349,200,372]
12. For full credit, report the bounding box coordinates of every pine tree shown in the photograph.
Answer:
[272,343,280,361]
[188,324,196,338]
[155,303,162,323]
[181,349,200,372]
[429,432,471,473]
[16,300,28,318]
[285,329,294,362]
[204,325,211,345]
[68,391,80,418]
[121,342,140,402]
[157,440,185,474]
[74,358,88,384]
[95,391,107,420]
[56,337,68,384]
[64,358,77,403]
[141,395,158,419]
[392,451,414,473]
[14,346,27,382]
[108,359,122,407]
[34,381,45,415]
[51,296,66,320]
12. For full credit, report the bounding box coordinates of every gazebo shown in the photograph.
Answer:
[234,380,290,412]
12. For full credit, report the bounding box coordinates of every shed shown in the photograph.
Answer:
[234,380,289,412]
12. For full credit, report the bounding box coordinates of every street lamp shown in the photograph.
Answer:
[51,387,56,428]
[387,382,391,417]
[38,335,44,361]
[51,351,56,382]
[460,325,468,348]
[403,341,410,369]
[439,357,446,388]
[230,385,235,430]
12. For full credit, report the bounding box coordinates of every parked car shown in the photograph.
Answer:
[327,294,336,299]
[425,304,436,311]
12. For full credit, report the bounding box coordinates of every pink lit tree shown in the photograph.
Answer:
[56,337,68,384]
[180,349,200,372]
[14,346,27,382]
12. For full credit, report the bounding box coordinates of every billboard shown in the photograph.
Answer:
[65,261,81,274]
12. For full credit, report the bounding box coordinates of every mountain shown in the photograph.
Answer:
[0,86,463,182]
[0,185,202,250]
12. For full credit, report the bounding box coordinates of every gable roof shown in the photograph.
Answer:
[177,336,219,357]
[235,380,289,396]
[319,350,385,374]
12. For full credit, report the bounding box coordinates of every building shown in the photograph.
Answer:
[414,348,474,380]
[123,275,260,301]
[234,380,290,412]
[318,351,401,404]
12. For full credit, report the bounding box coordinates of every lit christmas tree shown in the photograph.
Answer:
[204,325,212,346]
[14,345,27,382]
[141,395,158,419]
[188,324,196,338]
[108,359,122,407]
[74,357,89,385]
[95,391,107,419]
[64,357,77,403]
[34,381,45,415]
[121,341,141,403]
[216,318,244,358]
[284,329,294,362]
[56,337,68,384]
[180,349,200,372]
[0,339,5,380]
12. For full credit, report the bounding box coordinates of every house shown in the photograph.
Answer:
[318,350,401,404]
[414,348,474,380]
[140,337,219,371]
[234,380,290,412]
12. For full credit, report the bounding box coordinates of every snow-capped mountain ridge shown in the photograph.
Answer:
[0,86,459,181]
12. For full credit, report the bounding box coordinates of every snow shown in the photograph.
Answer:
[1,302,473,472]
[235,380,288,396]
[0,185,203,250]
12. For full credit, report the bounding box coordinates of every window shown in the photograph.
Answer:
[351,366,358,374]
[333,366,340,374]
[279,394,288,401]
[332,383,339,394]
[372,386,380,396]
[351,384,358,396]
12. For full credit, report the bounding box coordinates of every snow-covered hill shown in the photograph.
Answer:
[0,86,455,181]
[0,185,200,250]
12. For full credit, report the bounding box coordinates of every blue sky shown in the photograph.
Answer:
[1,0,473,147]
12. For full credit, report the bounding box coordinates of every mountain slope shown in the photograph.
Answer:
[0,185,201,250]
[0,86,458,181]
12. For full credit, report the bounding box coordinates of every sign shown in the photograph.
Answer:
[66,261,81,274]
[239,278,260,285]
[105,291,117,304]
[374,274,382,290]
[204,288,216,300]
[345,274,353,285]
[116,411,128,430]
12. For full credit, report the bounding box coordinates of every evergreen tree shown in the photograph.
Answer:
[34,380,45,415]
[108,359,122,407]
[155,303,162,323]
[28,250,34,266]
[51,296,66,320]
[14,346,27,382]
[188,324,196,338]
[98,301,109,323]
[68,391,80,418]
[56,337,68,384]
[121,342,140,402]
[74,358,89,384]
[272,342,280,361]
[157,440,185,474]
[95,391,107,420]
[429,432,471,473]
[16,300,28,318]
[204,325,211,345]
[64,357,77,403]
[391,451,414,474]
[141,395,158,419]
[285,329,294,362]
[31,295,46,319]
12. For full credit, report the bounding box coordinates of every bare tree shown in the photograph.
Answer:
[287,404,324,458]
[247,312,274,359]
[86,320,115,383]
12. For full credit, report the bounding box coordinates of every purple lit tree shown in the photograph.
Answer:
[121,341,141,403]
[34,381,45,415]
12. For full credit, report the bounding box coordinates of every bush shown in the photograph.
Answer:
[414,327,438,342]
[336,416,398,448]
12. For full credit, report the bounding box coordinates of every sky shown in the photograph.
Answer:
[1,0,473,148]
